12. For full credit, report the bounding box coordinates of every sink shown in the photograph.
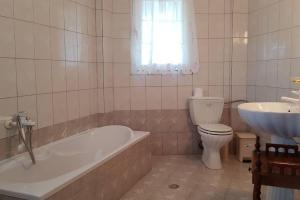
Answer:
[238,102,300,200]
[238,102,300,139]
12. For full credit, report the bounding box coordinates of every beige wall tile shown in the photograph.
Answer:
[64,0,77,31]
[65,31,78,61]
[67,91,79,120]
[78,62,90,90]
[34,25,51,59]
[104,87,114,112]
[50,0,64,29]
[0,0,13,17]
[16,59,36,96]
[18,95,37,123]
[53,92,67,124]
[37,93,53,128]
[66,61,79,91]
[77,4,88,34]
[33,0,50,25]
[162,87,177,110]
[35,60,52,94]
[113,63,130,87]
[0,98,17,117]
[79,90,90,117]
[146,87,161,110]
[52,61,66,92]
[114,87,130,110]
[98,88,104,113]
[90,89,98,114]
[0,58,17,98]
[130,87,146,110]
[15,21,34,59]
[14,0,34,21]
[50,28,65,60]
[113,0,131,13]
[0,17,14,57]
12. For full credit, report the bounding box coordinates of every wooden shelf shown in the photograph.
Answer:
[252,137,300,200]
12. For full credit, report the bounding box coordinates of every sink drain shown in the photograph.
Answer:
[168,184,180,189]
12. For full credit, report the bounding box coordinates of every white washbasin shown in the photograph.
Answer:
[238,102,300,139]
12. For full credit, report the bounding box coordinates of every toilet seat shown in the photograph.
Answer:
[198,124,232,135]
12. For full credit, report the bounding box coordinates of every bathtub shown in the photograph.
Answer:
[0,126,150,200]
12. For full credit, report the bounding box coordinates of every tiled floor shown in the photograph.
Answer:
[121,155,300,200]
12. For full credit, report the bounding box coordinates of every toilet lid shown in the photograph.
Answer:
[198,124,232,135]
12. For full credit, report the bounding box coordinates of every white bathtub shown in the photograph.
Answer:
[0,126,149,200]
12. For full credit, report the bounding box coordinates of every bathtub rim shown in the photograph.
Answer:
[0,126,150,200]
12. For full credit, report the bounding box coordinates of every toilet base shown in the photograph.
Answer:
[199,131,233,170]
[202,148,222,170]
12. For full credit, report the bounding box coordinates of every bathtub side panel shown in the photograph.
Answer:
[0,195,25,200]
[45,135,152,200]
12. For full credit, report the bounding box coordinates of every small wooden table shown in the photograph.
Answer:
[252,137,300,200]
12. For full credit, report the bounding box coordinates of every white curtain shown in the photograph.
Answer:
[131,0,199,74]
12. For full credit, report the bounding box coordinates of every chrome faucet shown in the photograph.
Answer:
[13,112,36,164]
[281,90,300,108]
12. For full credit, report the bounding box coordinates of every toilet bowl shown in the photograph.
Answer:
[198,124,233,169]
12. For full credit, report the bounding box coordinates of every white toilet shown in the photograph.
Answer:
[189,95,233,170]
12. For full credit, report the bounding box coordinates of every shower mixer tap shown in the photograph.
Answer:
[12,112,36,164]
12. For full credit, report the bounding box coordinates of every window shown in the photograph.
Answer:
[131,0,199,74]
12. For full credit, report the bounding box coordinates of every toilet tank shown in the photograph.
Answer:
[189,97,225,125]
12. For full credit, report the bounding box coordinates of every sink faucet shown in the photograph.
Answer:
[12,112,36,164]
[281,90,300,107]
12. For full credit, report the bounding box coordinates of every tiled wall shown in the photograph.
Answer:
[102,0,249,111]
[247,0,300,102]
[0,0,100,139]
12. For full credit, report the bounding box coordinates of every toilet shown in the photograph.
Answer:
[189,95,233,170]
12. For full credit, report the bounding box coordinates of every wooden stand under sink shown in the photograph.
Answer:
[252,137,300,200]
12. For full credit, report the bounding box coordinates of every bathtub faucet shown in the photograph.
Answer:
[281,90,300,109]
[13,112,36,164]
